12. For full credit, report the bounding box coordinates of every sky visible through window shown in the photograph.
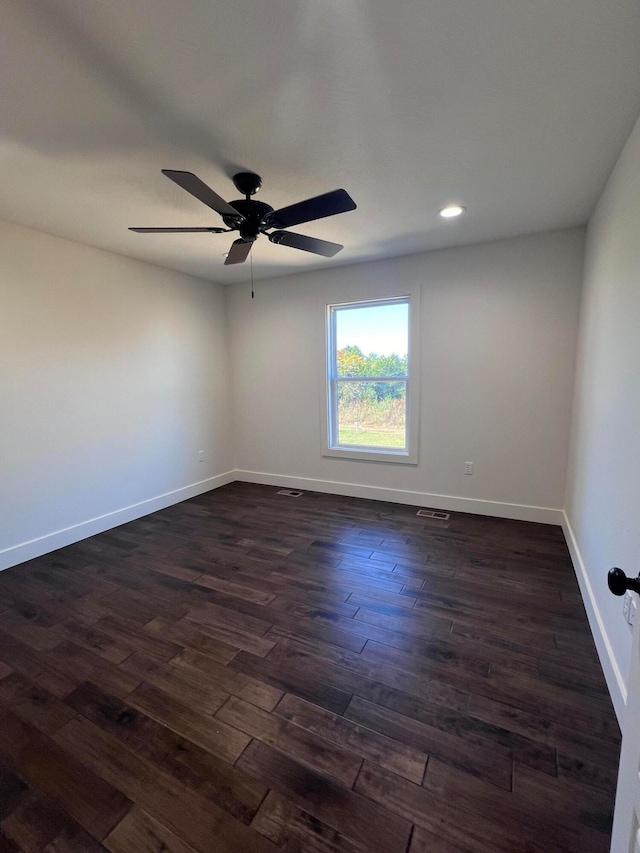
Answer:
[336,303,408,356]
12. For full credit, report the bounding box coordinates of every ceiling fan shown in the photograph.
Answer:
[130,170,357,265]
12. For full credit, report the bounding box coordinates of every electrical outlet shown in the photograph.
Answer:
[464,462,474,475]
[623,591,631,621]
[198,450,204,462]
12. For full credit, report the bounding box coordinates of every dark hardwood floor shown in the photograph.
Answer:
[0,482,620,852]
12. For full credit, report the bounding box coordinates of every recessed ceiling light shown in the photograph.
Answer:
[439,204,465,218]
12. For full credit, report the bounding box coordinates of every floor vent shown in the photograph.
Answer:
[416,509,450,520]
[277,489,304,498]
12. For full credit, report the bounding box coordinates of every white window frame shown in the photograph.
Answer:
[322,293,419,464]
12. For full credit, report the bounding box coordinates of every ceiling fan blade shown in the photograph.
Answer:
[224,239,253,265]
[269,230,343,257]
[162,170,242,218]
[269,189,356,229]
[129,227,228,233]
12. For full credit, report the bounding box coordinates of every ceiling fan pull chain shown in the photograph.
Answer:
[250,252,254,299]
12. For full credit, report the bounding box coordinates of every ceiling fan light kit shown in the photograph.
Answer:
[130,170,357,266]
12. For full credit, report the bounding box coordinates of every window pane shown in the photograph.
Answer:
[335,303,408,377]
[337,381,406,449]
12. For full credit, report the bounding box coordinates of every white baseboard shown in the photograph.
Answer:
[0,470,236,573]
[234,469,564,525]
[562,511,626,723]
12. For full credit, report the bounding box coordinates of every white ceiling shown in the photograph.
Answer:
[2,0,640,285]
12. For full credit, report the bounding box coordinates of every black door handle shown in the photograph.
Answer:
[608,567,640,596]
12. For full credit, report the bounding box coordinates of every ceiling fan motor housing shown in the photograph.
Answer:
[224,199,274,241]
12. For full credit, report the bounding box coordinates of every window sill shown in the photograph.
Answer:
[323,445,418,464]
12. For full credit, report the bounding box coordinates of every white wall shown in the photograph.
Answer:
[0,220,234,570]
[564,114,640,720]
[227,229,584,522]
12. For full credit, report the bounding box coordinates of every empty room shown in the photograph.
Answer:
[1,1,640,851]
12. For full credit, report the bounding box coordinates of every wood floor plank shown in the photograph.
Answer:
[352,607,455,640]
[468,692,621,762]
[182,601,273,639]
[344,696,513,790]
[228,650,352,715]
[1,789,107,852]
[0,583,77,627]
[269,591,359,617]
[168,648,284,711]
[168,740,268,825]
[272,600,447,650]
[51,618,136,665]
[143,616,239,663]
[450,620,556,653]
[63,680,267,825]
[0,707,131,841]
[0,830,21,853]
[274,692,427,784]
[0,610,63,651]
[93,586,190,626]
[347,593,418,614]
[125,549,206,583]
[424,757,611,851]
[264,633,471,712]
[274,562,412,593]
[348,587,417,609]
[118,653,230,715]
[192,574,276,605]
[557,752,618,796]
[45,639,142,699]
[94,615,184,663]
[127,682,251,764]
[0,671,77,735]
[0,758,32,821]
[179,612,276,657]
[484,662,616,718]
[409,825,472,853]
[512,762,614,836]
[361,636,491,678]
[264,621,366,655]
[251,789,369,853]
[357,681,558,776]
[0,629,77,698]
[103,807,198,853]
[356,760,608,853]
[237,740,411,853]
[0,830,26,852]
[53,715,279,853]
[216,696,362,787]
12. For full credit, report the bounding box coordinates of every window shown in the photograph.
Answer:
[323,295,418,463]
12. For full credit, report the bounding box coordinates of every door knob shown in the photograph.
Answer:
[608,567,640,596]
